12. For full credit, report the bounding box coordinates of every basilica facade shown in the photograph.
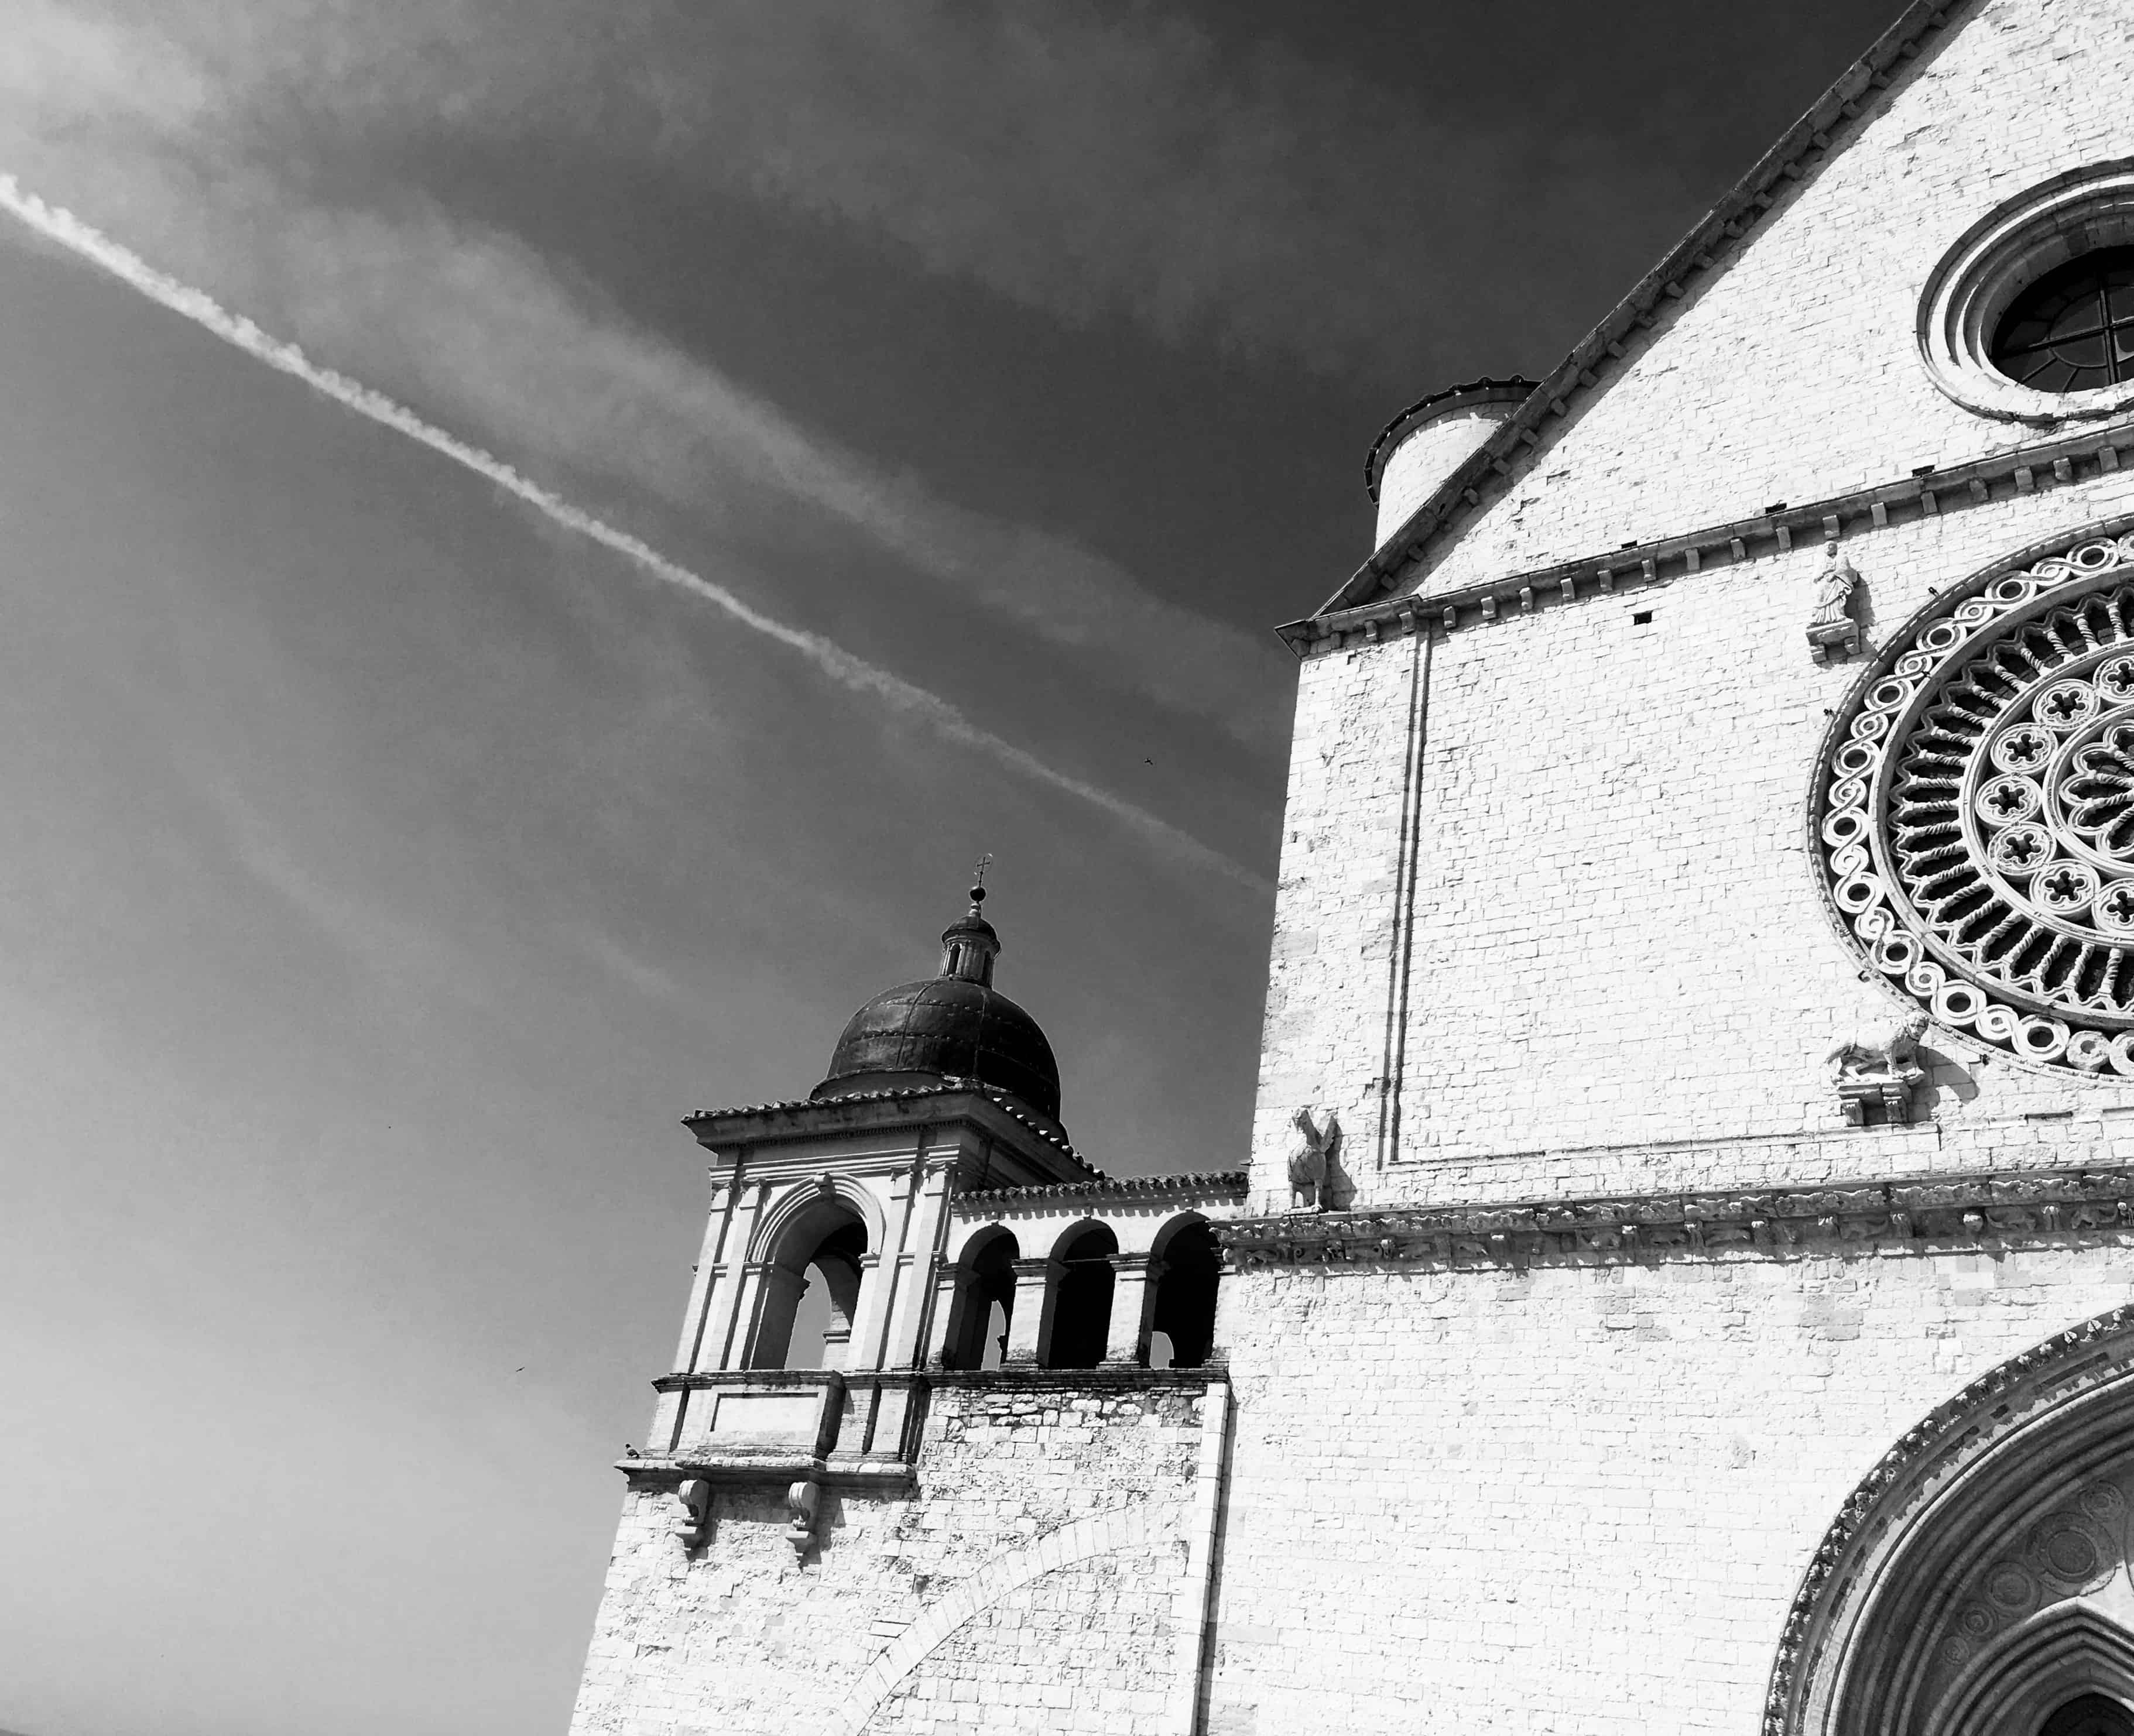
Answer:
[571,2,2134,1731]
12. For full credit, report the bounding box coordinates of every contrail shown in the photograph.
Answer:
[0,174,1270,896]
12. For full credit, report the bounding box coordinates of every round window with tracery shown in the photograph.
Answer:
[1989,247,2134,394]
[1812,527,2134,1075]
[1917,163,2134,422]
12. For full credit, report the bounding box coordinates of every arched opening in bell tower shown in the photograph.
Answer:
[944,1227,1018,1371]
[749,1200,868,1371]
[1148,1216,1220,1370]
[1043,1222,1117,1369]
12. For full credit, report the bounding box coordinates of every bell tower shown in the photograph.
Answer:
[570,886,1242,1736]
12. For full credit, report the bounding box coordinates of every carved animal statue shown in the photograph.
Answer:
[1827,1012,1928,1084]
[1289,1107,1340,1212]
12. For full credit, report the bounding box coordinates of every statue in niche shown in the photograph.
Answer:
[1807,538,1864,664]
[1828,1013,1928,1126]
[1288,1108,1341,1212]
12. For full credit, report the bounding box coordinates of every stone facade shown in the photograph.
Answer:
[574,2,2134,1730]
[574,1374,1222,1736]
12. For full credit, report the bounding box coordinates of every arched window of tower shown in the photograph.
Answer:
[1042,1222,1118,1370]
[747,1203,867,1371]
[943,1227,1018,1371]
[1148,1216,1220,1370]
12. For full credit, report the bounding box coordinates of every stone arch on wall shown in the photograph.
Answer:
[1770,1305,2134,1736]
[746,1181,881,1370]
[824,1501,1175,1736]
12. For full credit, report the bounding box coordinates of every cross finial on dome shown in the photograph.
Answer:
[970,852,992,911]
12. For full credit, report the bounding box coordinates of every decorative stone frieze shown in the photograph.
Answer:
[1218,1161,2134,1271]
[1813,524,2134,1075]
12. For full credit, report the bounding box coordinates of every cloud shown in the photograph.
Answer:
[0,172,1271,896]
[0,1,1292,752]
[35,0,1646,379]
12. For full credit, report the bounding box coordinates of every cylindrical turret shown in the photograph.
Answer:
[1365,378,1533,551]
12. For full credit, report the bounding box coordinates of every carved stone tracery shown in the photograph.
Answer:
[1813,526,2134,1074]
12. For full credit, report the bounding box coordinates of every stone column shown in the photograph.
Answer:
[821,1248,876,1374]
[1002,1257,1061,1366]
[695,1175,770,1373]
[1102,1254,1163,1367]
[922,1264,967,1368]
[653,1177,738,1452]
[845,1168,907,1373]
[669,1178,732,1373]
[880,1159,956,1371]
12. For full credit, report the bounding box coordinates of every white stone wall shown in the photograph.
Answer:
[866,1542,1180,1732]
[1205,1243,2134,1736]
[570,1381,1208,1736]
[1252,630,1424,1202]
[1405,0,2134,601]
[1252,469,2134,1209]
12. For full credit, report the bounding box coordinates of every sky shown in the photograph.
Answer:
[0,3,1904,1732]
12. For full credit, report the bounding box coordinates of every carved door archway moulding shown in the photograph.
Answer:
[1768,1304,2134,1736]
[1810,514,2134,1077]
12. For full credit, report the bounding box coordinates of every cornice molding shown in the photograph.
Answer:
[1283,416,2134,658]
[1217,1161,2134,1270]
[954,1170,1246,1210]
[683,1078,1101,1178]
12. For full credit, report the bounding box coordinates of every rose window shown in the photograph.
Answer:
[1812,529,2134,1075]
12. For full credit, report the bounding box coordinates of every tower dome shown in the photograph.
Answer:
[812,883,1063,1126]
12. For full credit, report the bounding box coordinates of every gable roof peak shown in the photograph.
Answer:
[1310,0,1961,626]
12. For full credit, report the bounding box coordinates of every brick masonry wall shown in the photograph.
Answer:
[570,1380,1207,1736]
[1404,0,2134,601]
[865,1542,1181,1732]
[1205,1242,2134,1736]
[1252,469,2134,1211]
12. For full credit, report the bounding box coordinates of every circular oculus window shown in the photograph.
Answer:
[1811,524,2134,1076]
[1919,162,2134,423]
[1989,248,2134,394]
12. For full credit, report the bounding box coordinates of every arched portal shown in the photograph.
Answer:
[1772,1305,2134,1736]
[749,1196,869,1371]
